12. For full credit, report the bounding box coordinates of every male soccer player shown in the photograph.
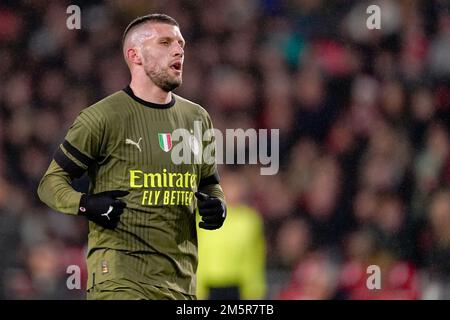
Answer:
[37,14,226,300]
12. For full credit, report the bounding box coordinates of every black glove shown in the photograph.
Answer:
[195,191,226,230]
[78,190,129,229]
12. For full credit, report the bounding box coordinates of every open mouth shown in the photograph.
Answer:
[170,61,182,72]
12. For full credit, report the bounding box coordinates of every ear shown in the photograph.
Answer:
[126,47,142,65]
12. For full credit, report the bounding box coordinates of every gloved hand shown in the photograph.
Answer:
[195,191,226,230]
[78,190,129,229]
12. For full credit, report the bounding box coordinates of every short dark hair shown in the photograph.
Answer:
[122,14,179,45]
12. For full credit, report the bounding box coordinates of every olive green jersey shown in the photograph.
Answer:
[37,86,225,296]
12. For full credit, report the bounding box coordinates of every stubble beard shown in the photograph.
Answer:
[145,66,182,92]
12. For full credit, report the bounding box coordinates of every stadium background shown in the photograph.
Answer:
[1,0,450,299]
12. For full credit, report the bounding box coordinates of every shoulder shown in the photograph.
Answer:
[77,90,127,125]
[83,90,127,116]
[173,93,211,118]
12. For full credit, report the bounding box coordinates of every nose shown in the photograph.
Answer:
[173,43,184,57]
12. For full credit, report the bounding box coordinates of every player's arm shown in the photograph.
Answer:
[195,111,227,230]
[198,171,225,203]
[37,158,83,215]
[37,111,128,229]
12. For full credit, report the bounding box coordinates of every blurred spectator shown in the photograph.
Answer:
[422,188,450,299]
[274,217,311,269]
[338,230,420,300]
[428,11,450,78]
[302,155,350,247]
[372,193,415,261]
[197,171,266,300]
[412,122,450,220]
[277,250,340,300]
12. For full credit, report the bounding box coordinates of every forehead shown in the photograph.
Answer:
[139,22,184,41]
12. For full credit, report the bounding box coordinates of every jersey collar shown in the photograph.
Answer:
[123,85,176,109]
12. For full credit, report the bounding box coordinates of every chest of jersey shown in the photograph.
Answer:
[99,105,205,209]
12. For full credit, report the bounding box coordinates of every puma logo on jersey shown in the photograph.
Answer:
[125,138,142,152]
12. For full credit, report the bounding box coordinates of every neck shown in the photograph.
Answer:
[129,71,172,104]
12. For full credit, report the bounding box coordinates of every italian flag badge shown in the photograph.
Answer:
[158,133,172,152]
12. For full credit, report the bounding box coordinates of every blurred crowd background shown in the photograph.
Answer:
[1,0,450,299]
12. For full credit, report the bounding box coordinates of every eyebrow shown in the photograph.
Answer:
[158,36,185,46]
